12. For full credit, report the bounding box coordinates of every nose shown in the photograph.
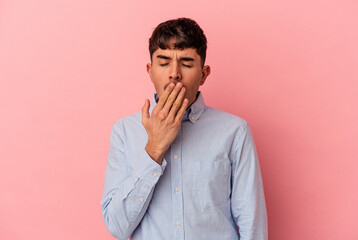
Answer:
[169,63,182,82]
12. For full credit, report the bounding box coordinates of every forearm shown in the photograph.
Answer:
[101,122,166,239]
[101,175,158,239]
[101,153,166,240]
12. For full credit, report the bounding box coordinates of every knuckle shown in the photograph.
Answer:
[172,121,180,128]
[167,95,175,103]
[164,115,174,123]
[163,119,171,126]
[158,112,167,120]
[159,97,166,104]
[152,106,159,113]
[172,102,180,110]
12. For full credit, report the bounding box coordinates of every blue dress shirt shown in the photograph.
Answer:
[101,92,268,240]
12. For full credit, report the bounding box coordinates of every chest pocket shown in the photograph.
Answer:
[191,160,231,206]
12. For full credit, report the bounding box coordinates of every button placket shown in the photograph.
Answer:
[170,126,185,239]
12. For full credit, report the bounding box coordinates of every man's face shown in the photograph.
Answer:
[147,47,210,106]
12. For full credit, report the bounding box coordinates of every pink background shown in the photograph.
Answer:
[1,0,357,239]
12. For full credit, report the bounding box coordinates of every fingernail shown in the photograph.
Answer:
[169,83,175,88]
[176,82,182,88]
[181,87,186,92]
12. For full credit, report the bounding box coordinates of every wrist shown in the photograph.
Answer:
[145,143,164,165]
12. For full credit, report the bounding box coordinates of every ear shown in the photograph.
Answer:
[146,63,153,82]
[199,65,211,86]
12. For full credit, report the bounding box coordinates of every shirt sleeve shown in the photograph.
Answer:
[101,120,167,240]
[230,122,268,240]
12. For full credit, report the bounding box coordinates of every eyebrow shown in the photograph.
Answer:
[156,55,194,62]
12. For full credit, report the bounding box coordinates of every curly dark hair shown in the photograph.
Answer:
[149,18,207,67]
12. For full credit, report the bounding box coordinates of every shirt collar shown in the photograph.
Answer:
[149,91,206,123]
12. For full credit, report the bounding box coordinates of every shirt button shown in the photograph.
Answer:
[140,197,144,202]
[153,173,158,177]
[191,116,195,121]
[175,188,179,193]
[174,155,178,159]
[175,222,180,227]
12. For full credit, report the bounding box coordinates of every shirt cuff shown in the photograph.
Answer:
[133,149,167,186]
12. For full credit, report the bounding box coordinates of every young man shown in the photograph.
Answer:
[101,18,268,240]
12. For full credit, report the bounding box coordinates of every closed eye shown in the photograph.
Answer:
[159,63,192,67]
